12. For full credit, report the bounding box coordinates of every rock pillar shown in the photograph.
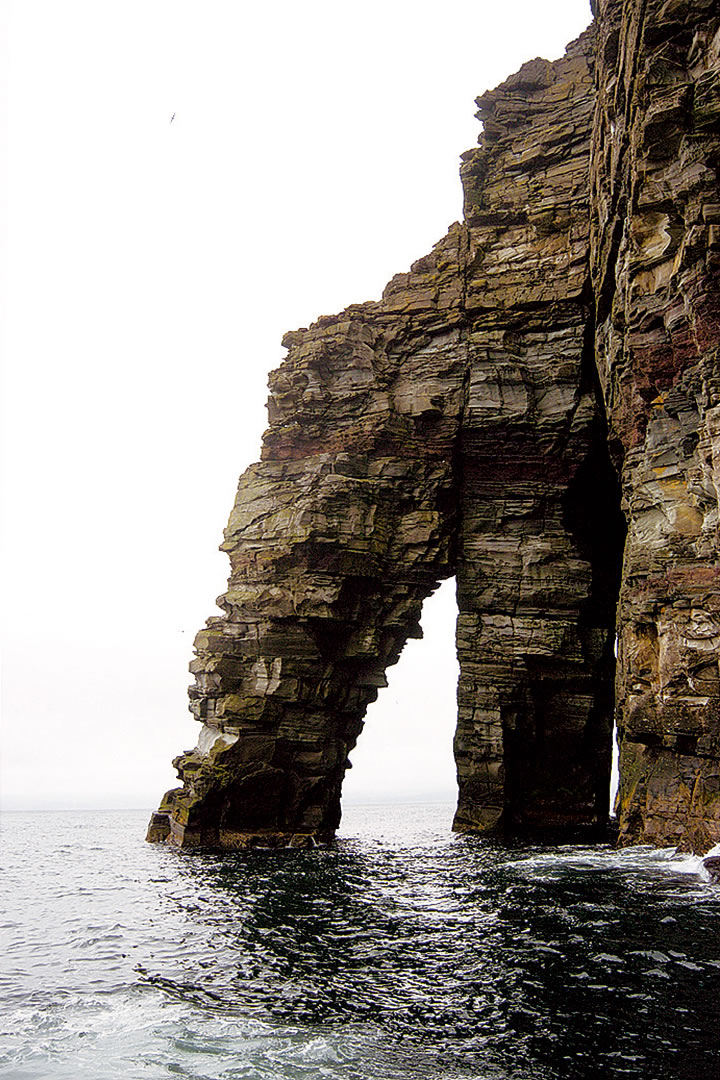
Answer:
[453,36,624,837]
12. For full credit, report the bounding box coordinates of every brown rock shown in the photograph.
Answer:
[591,0,720,853]
[148,1,720,855]
[703,855,720,882]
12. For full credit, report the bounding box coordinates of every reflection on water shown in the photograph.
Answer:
[1,804,720,1079]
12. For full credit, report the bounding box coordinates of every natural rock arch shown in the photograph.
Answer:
[148,0,720,854]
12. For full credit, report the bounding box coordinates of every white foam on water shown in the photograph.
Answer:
[510,840,720,893]
[665,841,720,883]
[0,986,362,1080]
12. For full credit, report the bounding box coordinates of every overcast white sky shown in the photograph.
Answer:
[1,1,592,811]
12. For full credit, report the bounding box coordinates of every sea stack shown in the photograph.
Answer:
[148,0,720,853]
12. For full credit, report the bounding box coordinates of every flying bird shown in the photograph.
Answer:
[170,112,176,124]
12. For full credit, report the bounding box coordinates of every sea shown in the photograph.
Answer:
[1,803,719,1080]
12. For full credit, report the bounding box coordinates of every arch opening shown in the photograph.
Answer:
[341,578,459,811]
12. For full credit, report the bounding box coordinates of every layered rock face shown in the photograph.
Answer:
[591,0,720,851]
[148,231,470,848]
[453,39,624,836]
[148,0,720,853]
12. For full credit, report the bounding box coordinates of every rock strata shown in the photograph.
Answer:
[452,35,625,838]
[591,0,720,852]
[149,0,720,854]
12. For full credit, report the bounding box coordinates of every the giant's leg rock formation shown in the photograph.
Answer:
[453,36,624,837]
[148,0,720,853]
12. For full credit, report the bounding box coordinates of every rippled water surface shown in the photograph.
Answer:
[2,804,720,1079]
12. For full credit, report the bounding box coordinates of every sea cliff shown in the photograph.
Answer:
[148,0,720,853]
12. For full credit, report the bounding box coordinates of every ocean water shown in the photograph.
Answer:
[2,804,720,1080]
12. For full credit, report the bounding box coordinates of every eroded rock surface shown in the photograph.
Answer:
[149,0,720,854]
[591,0,720,851]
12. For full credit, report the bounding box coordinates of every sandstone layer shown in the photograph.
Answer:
[148,0,720,854]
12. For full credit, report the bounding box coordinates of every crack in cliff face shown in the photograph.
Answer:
[148,0,720,855]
